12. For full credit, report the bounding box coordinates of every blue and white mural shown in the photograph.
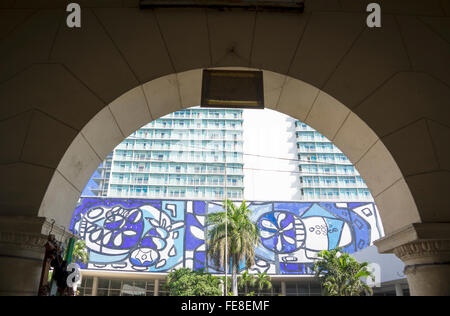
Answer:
[70,199,384,275]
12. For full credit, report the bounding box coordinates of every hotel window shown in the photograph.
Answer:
[77,277,93,296]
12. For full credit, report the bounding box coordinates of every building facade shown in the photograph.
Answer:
[85,108,245,200]
[73,108,404,296]
[295,121,373,202]
[242,109,302,201]
[240,109,373,202]
[72,198,384,295]
[84,108,373,203]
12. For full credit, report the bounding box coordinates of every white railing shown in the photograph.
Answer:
[300,182,368,189]
[109,180,244,187]
[108,192,244,199]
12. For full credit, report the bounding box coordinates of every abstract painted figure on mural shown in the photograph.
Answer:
[70,198,383,275]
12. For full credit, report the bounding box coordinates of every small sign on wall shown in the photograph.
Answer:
[201,69,264,109]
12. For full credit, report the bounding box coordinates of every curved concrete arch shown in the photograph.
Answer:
[38,68,420,235]
[0,2,449,295]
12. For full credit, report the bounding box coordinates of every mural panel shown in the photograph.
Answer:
[70,198,383,275]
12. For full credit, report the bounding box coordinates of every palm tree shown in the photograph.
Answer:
[313,247,374,296]
[238,270,255,295]
[207,199,260,296]
[254,272,272,296]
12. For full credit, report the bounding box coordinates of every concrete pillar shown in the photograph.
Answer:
[395,283,404,296]
[375,223,450,296]
[0,216,71,296]
[281,281,286,296]
[400,257,450,296]
[92,277,98,296]
[154,279,159,296]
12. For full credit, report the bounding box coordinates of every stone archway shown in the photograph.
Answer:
[38,68,432,294]
[0,1,448,295]
[38,68,420,238]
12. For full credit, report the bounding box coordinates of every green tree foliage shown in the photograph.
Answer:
[313,247,374,296]
[71,240,89,264]
[166,268,222,296]
[207,199,260,296]
[238,270,255,295]
[254,272,272,296]
[237,271,272,296]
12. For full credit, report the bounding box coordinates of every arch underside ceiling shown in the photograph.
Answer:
[0,1,448,234]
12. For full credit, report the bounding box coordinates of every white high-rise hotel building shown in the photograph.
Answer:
[243,109,372,201]
[76,108,408,298]
[83,108,373,202]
